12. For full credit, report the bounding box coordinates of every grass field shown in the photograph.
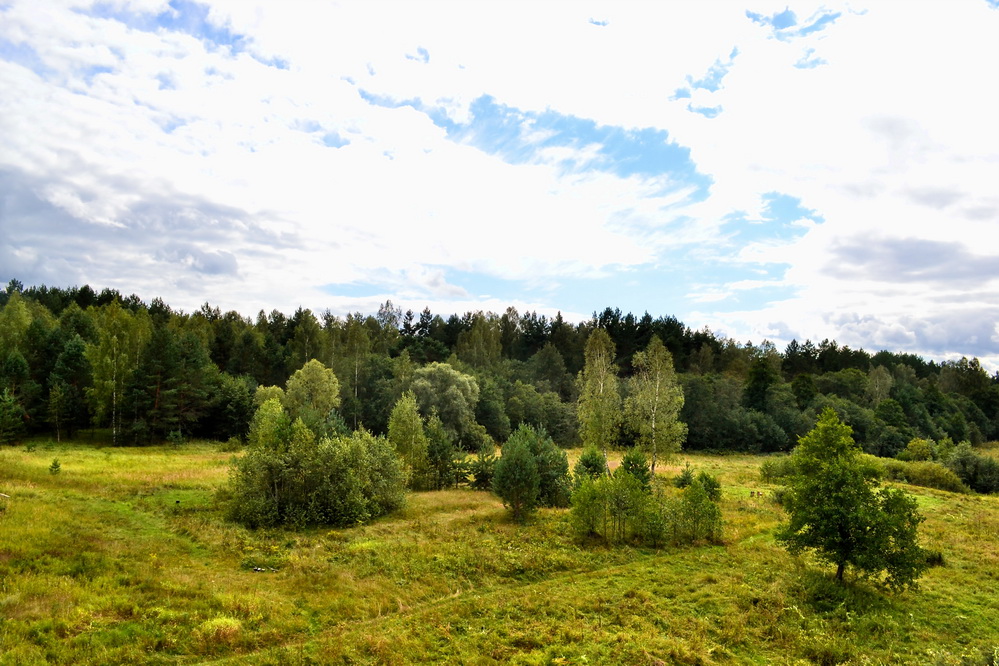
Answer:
[1,440,997,665]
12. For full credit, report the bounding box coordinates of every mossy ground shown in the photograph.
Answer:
[1,439,996,664]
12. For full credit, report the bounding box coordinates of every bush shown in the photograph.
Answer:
[674,462,694,488]
[516,426,571,508]
[573,446,606,486]
[679,479,723,543]
[618,448,652,491]
[227,428,406,528]
[897,438,935,462]
[881,459,969,494]
[760,455,796,483]
[695,470,722,502]
[571,474,723,548]
[946,442,999,494]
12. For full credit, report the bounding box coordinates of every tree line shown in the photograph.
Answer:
[1,280,997,466]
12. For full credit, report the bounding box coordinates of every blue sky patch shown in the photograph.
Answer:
[722,191,822,245]
[794,48,827,69]
[79,0,248,55]
[0,38,53,78]
[747,7,841,40]
[358,91,713,200]
[687,104,722,118]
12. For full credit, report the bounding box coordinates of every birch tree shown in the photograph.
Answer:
[626,335,686,474]
[577,328,620,465]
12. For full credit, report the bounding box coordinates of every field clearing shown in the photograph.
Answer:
[1,440,997,665]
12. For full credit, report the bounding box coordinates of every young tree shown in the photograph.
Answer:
[577,328,620,465]
[493,435,540,522]
[776,408,928,590]
[625,335,686,474]
[387,391,430,486]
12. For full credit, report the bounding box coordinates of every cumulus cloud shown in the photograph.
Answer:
[0,0,997,369]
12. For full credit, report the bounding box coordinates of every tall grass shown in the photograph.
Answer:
[1,441,996,664]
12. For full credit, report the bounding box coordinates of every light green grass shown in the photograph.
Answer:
[1,442,997,664]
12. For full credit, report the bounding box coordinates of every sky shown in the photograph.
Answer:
[1,0,998,369]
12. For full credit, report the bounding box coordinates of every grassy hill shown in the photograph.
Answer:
[1,440,996,664]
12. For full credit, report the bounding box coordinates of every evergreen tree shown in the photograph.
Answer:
[493,435,540,522]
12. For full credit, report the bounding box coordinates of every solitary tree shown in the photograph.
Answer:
[776,408,928,590]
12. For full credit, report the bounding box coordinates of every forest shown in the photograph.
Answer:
[1,279,997,467]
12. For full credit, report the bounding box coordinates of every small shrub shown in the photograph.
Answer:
[167,430,185,446]
[467,441,496,491]
[48,459,61,475]
[760,455,795,482]
[25,441,37,452]
[695,470,722,502]
[574,446,606,486]
[882,459,969,494]
[674,462,694,488]
[196,616,242,650]
[679,479,722,543]
[618,448,651,491]
[218,437,243,453]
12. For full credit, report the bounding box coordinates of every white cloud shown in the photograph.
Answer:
[1,0,997,367]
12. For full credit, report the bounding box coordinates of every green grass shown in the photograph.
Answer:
[1,442,997,664]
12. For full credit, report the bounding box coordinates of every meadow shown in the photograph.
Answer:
[1,439,997,665]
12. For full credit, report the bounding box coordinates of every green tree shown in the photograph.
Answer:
[387,391,430,486]
[86,302,151,446]
[577,328,620,465]
[625,335,686,474]
[410,362,481,450]
[283,359,341,437]
[49,334,92,438]
[776,408,928,590]
[0,388,25,445]
[506,424,571,508]
[493,435,540,522]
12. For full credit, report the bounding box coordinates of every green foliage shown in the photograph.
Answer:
[577,328,620,454]
[410,362,481,450]
[674,461,694,488]
[387,391,429,485]
[573,445,606,485]
[776,408,928,590]
[0,387,25,445]
[759,455,796,483]
[618,447,651,491]
[465,439,496,491]
[624,335,685,473]
[897,437,935,461]
[678,478,722,543]
[48,458,61,475]
[571,474,722,547]
[946,441,999,494]
[492,435,539,522]
[227,428,406,528]
[506,424,571,508]
[282,359,341,436]
[695,470,722,502]
[881,458,969,493]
